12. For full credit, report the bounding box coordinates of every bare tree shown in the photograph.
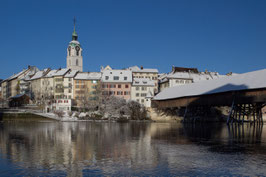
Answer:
[54,110,64,118]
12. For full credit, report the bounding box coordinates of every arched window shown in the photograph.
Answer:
[76,59,79,66]
[76,50,79,56]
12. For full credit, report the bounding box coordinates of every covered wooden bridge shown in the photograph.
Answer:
[152,69,266,123]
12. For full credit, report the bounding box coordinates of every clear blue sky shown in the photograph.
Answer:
[1,0,266,79]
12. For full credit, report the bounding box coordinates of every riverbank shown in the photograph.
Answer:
[1,108,265,123]
[0,112,58,122]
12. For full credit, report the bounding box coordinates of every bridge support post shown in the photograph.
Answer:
[228,103,264,124]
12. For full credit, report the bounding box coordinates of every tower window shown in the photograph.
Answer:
[76,50,79,56]
[76,59,79,66]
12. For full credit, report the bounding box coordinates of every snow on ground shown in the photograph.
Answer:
[154,69,266,100]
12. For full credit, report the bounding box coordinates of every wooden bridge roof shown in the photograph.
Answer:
[153,69,266,108]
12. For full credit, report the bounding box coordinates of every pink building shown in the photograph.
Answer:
[101,69,132,100]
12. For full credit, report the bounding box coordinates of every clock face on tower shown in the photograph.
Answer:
[75,46,80,51]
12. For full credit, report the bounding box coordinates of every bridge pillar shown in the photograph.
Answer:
[227,103,264,124]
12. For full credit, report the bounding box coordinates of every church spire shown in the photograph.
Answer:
[72,17,78,41]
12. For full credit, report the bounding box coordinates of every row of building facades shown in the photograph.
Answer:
[0,24,227,111]
[0,65,227,111]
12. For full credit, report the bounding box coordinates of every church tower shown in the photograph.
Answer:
[66,18,83,72]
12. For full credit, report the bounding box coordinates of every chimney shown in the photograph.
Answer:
[141,66,143,70]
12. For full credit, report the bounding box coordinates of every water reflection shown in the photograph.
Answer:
[0,121,265,176]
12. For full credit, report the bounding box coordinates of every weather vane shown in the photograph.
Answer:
[73,17,76,31]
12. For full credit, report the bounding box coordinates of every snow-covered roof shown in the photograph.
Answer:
[45,70,58,78]
[159,71,225,83]
[65,70,79,78]
[132,78,155,86]
[154,69,266,101]
[167,72,191,79]
[128,66,158,73]
[101,70,132,83]
[11,93,29,99]
[69,40,80,45]
[75,72,102,80]
[30,70,46,80]
[52,68,70,77]
[7,69,27,81]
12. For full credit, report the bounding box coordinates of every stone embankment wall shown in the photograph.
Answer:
[147,108,183,122]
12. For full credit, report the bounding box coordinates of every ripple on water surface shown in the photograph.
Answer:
[0,121,265,176]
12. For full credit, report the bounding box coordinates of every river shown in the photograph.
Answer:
[0,121,265,176]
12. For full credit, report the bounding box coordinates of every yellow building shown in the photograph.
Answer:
[73,72,102,107]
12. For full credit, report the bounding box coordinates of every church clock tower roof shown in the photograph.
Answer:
[72,17,78,41]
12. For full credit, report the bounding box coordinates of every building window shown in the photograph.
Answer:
[124,77,127,80]
[68,78,72,81]
[136,86,139,90]
[110,84,116,88]
[118,84,121,88]
[125,85,129,88]
[137,99,139,102]
[76,80,79,84]
[136,93,139,97]
[105,76,109,80]
[76,59,79,66]
[113,76,119,80]
[124,91,130,95]
[68,89,71,93]
[141,93,147,97]
[141,99,144,103]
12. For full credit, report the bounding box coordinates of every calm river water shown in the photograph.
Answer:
[0,121,265,176]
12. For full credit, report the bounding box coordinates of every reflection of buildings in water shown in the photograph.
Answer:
[1,121,265,176]
[0,122,93,176]
[0,122,164,176]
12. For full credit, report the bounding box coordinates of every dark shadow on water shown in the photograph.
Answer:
[181,122,266,154]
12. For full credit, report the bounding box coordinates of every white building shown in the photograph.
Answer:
[159,66,225,92]
[64,70,79,99]
[128,66,159,93]
[131,78,155,107]
[46,99,72,112]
